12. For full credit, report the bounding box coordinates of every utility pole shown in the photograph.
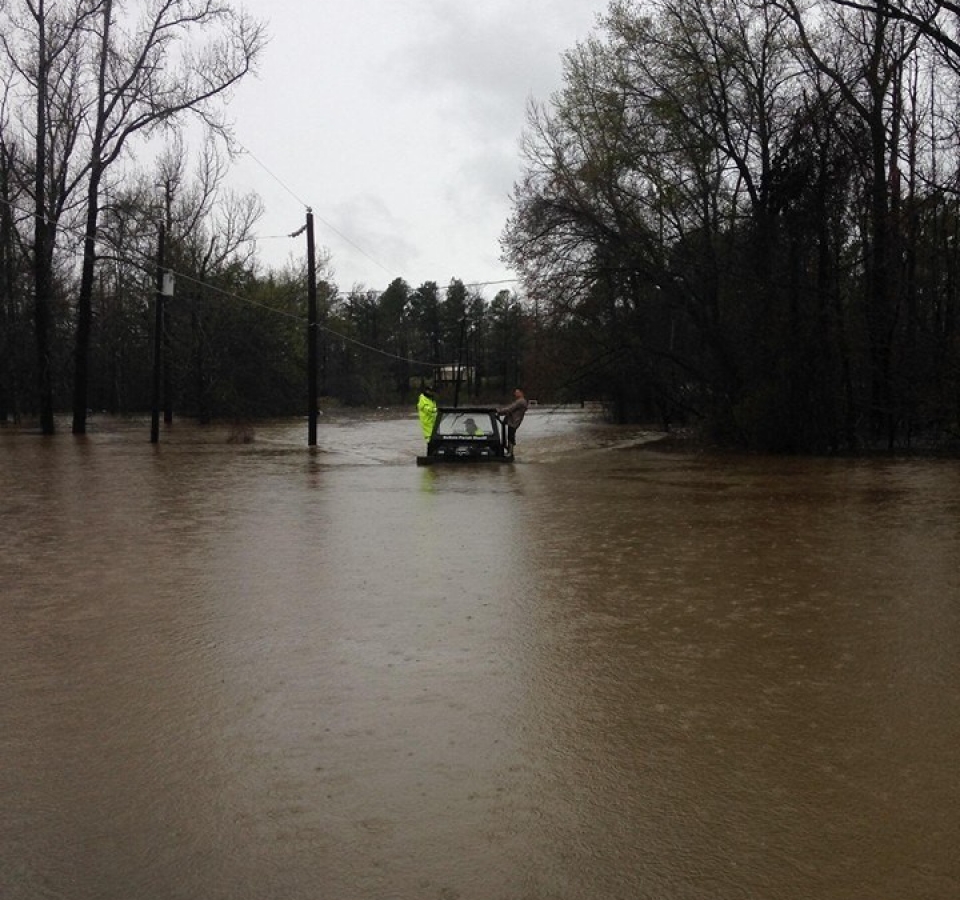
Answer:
[150,224,165,444]
[306,208,318,446]
[162,179,174,424]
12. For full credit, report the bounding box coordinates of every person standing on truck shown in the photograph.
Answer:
[417,388,438,441]
[497,387,528,457]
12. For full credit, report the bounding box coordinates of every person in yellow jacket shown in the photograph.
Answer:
[417,388,438,441]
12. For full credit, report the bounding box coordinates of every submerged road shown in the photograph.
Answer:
[2,408,959,899]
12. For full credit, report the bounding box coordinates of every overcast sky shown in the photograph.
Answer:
[225,0,608,294]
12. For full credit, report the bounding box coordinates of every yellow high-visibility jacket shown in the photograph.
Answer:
[418,393,437,440]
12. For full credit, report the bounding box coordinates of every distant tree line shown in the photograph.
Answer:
[503,0,960,451]
[318,277,527,408]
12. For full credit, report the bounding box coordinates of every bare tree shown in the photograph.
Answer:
[70,0,266,434]
[151,135,263,421]
[775,0,924,443]
[1,0,96,432]
[0,0,265,433]
[158,136,264,277]
[821,1,960,60]
[0,110,27,422]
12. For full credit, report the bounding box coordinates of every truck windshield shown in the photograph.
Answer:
[436,412,493,437]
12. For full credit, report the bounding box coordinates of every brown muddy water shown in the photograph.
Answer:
[1,407,958,900]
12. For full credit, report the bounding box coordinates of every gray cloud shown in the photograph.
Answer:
[225,0,606,288]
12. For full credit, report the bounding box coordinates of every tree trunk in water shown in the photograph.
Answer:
[72,0,112,435]
[33,0,55,435]
[71,173,101,435]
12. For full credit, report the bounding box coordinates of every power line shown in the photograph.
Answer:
[233,143,310,210]
[231,141,526,287]
[152,267,438,369]
[0,192,490,368]
[235,141,397,277]
[0,190,524,292]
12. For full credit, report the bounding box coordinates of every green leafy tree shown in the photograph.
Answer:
[409,280,441,367]
[379,277,412,399]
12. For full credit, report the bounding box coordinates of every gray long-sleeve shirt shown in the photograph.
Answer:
[498,397,528,428]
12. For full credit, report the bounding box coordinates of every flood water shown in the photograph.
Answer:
[2,407,959,900]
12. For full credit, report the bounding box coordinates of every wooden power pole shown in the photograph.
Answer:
[306,209,318,446]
